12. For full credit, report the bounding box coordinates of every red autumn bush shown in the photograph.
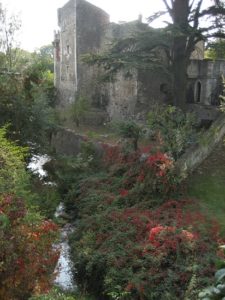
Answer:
[60,144,221,299]
[0,194,59,300]
[72,200,221,299]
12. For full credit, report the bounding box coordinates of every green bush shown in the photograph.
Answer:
[0,126,28,193]
[29,288,76,300]
[69,95,90,127]
[29,288,94,300]
[114,121,143,151]
[147,105,199,160]
[198,246,225,300]
[0,46,57,152]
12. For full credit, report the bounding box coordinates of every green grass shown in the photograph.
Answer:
[187,161,225,235]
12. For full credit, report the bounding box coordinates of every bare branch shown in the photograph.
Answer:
[162,0,173,16]
[189,0,195,11]
[193,0,203,29]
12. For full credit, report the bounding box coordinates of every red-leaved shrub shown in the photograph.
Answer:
[0,194,59,300]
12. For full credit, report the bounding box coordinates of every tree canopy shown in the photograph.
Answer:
[0,4,21,70]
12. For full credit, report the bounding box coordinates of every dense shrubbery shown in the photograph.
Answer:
[148,105,199,160]
[0,126,28,193]
[50,141,222,300]
[29,289,76,300]
[198,246,225,299]
[29,288,94,300]
[0,45,57,152]
[71,201,219,299]
[0,128,59,299]
[0,194,59,300]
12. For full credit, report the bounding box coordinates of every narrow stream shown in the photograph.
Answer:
[28,155,76,291]
[54,203,75,290]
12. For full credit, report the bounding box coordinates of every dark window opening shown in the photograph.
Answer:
[186,85,194,103]
[196,81,201,102]
[66,45,70,55]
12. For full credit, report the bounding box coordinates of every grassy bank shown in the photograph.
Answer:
[187,141,225,234]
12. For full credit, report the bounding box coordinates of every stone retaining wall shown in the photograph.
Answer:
[176,114,225,177]
[51,127,104,157]
[52,114,225,177]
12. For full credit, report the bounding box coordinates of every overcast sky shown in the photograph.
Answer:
[0,0,212,52]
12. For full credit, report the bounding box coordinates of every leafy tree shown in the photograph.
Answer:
[0,4,21,70]
[0,43,57,151]
[0,71,57,152]
[206,39,225,60]
[84,0,225,109]
[163,0,225,108]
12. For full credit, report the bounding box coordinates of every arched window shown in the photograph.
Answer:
[195,81,201,103]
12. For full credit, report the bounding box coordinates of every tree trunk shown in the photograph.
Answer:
[172,37,188,110]
[171,0,190,110]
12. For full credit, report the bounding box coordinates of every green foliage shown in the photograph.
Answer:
[29,288,77,300]
[44,149,95,214]
[0,126,60,219]
[25,84,57,150]
[0,126,28,193]
[69,95,90,127]
[0,6,21,70]
[29,288,95,300]
[29,178,61,219]
[147,105,198,160]
[114,121,143,151]
[0,44,57,151]
[82,25,172,82]
[199,246,225,300]
[206,39,225,60]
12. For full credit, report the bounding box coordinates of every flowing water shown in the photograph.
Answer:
[28,154,50,177]
[28,155,76,291]
[54,203,75,290]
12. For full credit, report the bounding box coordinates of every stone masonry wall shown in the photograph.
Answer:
[57,0,77,105]
[176,114,225,177]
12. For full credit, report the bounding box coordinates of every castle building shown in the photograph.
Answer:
[53,0,225,123]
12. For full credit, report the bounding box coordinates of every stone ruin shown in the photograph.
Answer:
[53,0,225,124]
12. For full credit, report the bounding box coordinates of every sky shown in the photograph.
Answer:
[0,0,212,52]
